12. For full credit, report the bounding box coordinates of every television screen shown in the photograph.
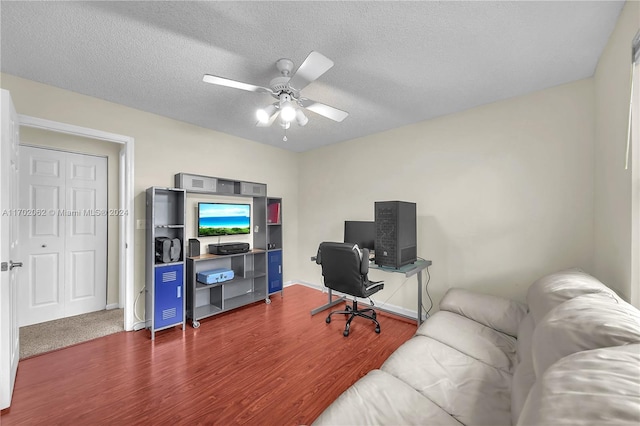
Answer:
[344,220,375,250]
[198,203,251,237]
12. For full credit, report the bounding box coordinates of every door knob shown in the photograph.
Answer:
[9,260,23,270]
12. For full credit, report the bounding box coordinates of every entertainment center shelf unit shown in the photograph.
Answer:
[187,250,267,327]
[174,173,283,329]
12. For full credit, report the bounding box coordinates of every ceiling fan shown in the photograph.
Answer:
[202,51,348,133]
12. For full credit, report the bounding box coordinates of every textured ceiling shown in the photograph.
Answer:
[0,1,625,152]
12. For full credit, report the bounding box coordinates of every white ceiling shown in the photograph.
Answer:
[0,1,625,152]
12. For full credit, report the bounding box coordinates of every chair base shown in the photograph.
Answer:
[326,300,381,336]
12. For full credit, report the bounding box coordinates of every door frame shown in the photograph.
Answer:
[17,115,136,330]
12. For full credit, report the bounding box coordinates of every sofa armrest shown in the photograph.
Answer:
[439,288,527,337]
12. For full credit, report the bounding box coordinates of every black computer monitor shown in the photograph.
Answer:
[344,220,375,251]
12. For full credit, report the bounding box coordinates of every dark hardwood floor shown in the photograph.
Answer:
[1,284,416,425]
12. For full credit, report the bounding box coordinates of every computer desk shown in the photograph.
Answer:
[310,258,432,327]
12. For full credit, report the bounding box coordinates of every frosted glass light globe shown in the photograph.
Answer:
[280,101,296,122]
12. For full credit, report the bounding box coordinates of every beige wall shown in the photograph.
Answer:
[298,79,595,310]
[1,73,299,324]
[593,1,640,305]
[19,128,121,306]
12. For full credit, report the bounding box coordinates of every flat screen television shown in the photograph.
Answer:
[344,220,375,250]
[198,202,251,237]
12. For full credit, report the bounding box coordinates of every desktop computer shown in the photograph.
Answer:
[374,201,417,268]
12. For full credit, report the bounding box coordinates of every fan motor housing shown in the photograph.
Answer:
[270,58,300,98]
[269,76,291,94]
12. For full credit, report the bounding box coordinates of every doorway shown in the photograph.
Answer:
[18,145,108,326]
[17,115,135,331]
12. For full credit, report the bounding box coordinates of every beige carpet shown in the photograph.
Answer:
[20,309,125,359]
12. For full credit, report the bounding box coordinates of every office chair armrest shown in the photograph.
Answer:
[365,280,384,292]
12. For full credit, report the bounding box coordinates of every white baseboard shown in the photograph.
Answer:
[287,280,422,320]
[285,280,323,291]
[132,321,146,331]
[106,303,120,310]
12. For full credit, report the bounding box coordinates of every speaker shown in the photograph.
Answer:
[374,201,417,268]
[188,238,200,257]
[155,237,181,263]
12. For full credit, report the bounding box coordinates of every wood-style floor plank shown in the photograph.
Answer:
[1,284,416,425]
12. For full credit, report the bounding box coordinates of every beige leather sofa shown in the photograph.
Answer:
[312,269,640,425]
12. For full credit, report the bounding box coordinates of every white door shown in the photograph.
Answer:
[18,148,65,324]
[1,90,21,410]
[64,151,107,317]
[19,146,107,326]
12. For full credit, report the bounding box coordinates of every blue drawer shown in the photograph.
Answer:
[154,264,184,329]
[268,250,283,294]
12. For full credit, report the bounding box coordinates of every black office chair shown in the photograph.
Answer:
[316,242,384,336]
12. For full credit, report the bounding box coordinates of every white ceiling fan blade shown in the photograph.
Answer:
[256,110,280,127]
[203,74,274,95]
[300,98,349,122]
[288,51,334,92]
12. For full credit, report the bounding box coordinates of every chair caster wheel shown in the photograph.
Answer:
[375,326,380,333]
[326,316,331,324]
[343,329,349,337]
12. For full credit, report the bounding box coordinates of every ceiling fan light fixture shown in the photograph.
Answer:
[280,100,296,122]
[203,51,348,135]
[295,109,309,127]
[256,104,277,124]
[280,120,291,130]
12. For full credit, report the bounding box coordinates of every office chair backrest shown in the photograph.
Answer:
[316,242,370,297]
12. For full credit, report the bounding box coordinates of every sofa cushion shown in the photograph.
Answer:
[514,313,534,364]
[511,313,536,425]
[517,344,640,425]
[311,369,461,426]
[381,335,512,426]
[526,268,613,325]
[532,292,640,377]
[416,310,517,373]
[439,288,527,337]
[511,350,536,426]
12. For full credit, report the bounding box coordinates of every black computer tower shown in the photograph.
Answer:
[374,201,417,268]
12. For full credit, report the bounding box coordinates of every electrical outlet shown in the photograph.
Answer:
[136,219,146,229]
